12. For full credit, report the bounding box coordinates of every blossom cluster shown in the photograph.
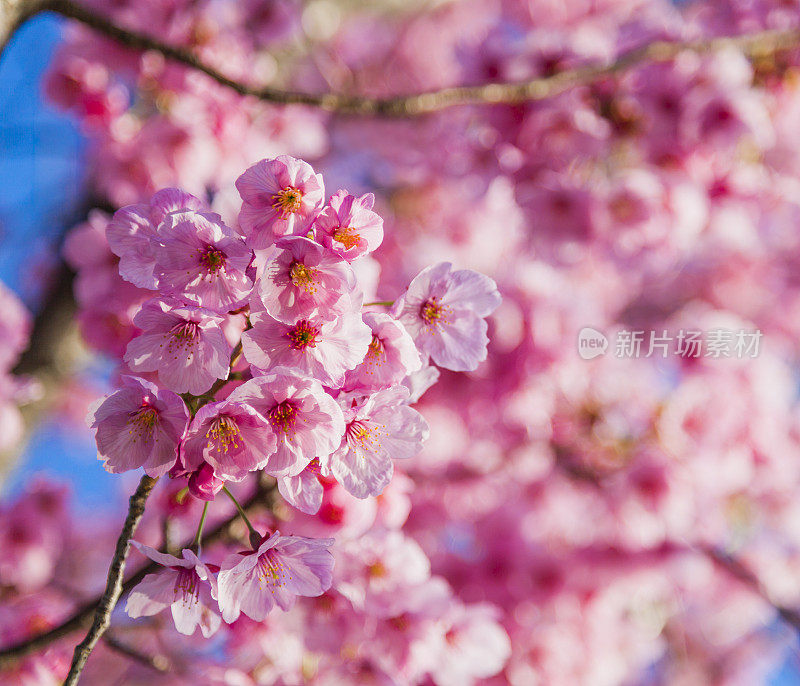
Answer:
[69,154,503,664]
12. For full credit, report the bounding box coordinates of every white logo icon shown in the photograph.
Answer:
[577,327,608,359]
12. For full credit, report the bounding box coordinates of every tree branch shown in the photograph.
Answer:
[0,478,276,668]
[701,546,800,634]
[63,473,158,685]
[3,0,800,114]
[102,633,169,674]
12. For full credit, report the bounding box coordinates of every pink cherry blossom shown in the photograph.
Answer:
[313,190,384,261]
[256,235,357,324]
[188,462,226,501]
[126,542,221,637]
[216,531,334,622]
[87,376,189,477]
[242,310,371,388]
[343,312,422,391]
[181,395,277,481]
[107,188,202,289]
[155,210,253,312]
[324,387,429,498]
[124,298,232,395]
[235,155,325,248]
[277,459,324,514]
[391,262,501,371]
[223,372,345,477]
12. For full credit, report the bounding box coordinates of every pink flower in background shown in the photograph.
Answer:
[155,210,253,312]
[344,312,422,391]
[223,373,345,477]
[107,188,202,289]
[87,376,189,477]
[181,395,277,481]
[257,235,357,324]
[242,310,371,388]
[0,282,31,372]
[235,155,325,247]
[325,387,429,498]
[314,190,384,261]
[124,298,232,395]
[217,531,334,622]
[392,262,501,371]
[126,542,221,637]
[427,604,511,686]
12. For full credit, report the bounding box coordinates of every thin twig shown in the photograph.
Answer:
[700,545,800,633]
[0,479,276,667]
[102,633,170,674]
[63,474,158,685]
[4,0,800,115]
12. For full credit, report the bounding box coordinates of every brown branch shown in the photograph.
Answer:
[701,546,800,633]
[102,633,170,674]
[64,474,158,685]
[0,479,276,668]
[4,0,800,114]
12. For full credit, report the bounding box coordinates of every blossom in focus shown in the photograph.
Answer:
[277,458,324,514]
[87,376,189,477]
[223,372,345,477]
[256,235,357,324]
[126,542,221,637]
[313,190,384,261]
[217,531,334,622]
[155,210,253,312]
[107,188,202,289]
[242,310,371,388]
[325,387,429,498]
[235,155,325,248]
[391,262,501,371]
[124,298,232,395]
[181,393,278,481]
[343,312,422,391]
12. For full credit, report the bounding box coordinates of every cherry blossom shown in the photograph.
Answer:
[87,376,189,477]
[235,155,325,247]
[126,542,221,637]
[217,531,334,622]
[313,190,384,261]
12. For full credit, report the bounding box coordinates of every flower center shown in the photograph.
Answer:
[199,245,226,273]
[128,404,159,443]
[272,187,303,217]
[206,415,240,453]
[256,550,290,589]
[367,334,384,359]
[286,320,321,350]
[420,298,445,326]
[170,320,200,342]
[174,568,200,605]
[268,401,298,434]
[332,226,361,250]
[345,420,383,453]
[289,261,317,290]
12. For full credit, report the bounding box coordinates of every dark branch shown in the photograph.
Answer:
[3,0,800,115]
[102,633,170,674]
[64,474,158,685]
[0,479,276,667]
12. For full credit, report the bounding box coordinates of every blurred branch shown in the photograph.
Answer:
[102,632,170,674]
[64,474,158,685]
[4,0,800,113]
[0,478,277,668]
[701,546,800,633]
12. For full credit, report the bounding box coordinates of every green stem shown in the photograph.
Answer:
[191,501,209,551]
[364,300,394,307]
[222,486,261,548]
